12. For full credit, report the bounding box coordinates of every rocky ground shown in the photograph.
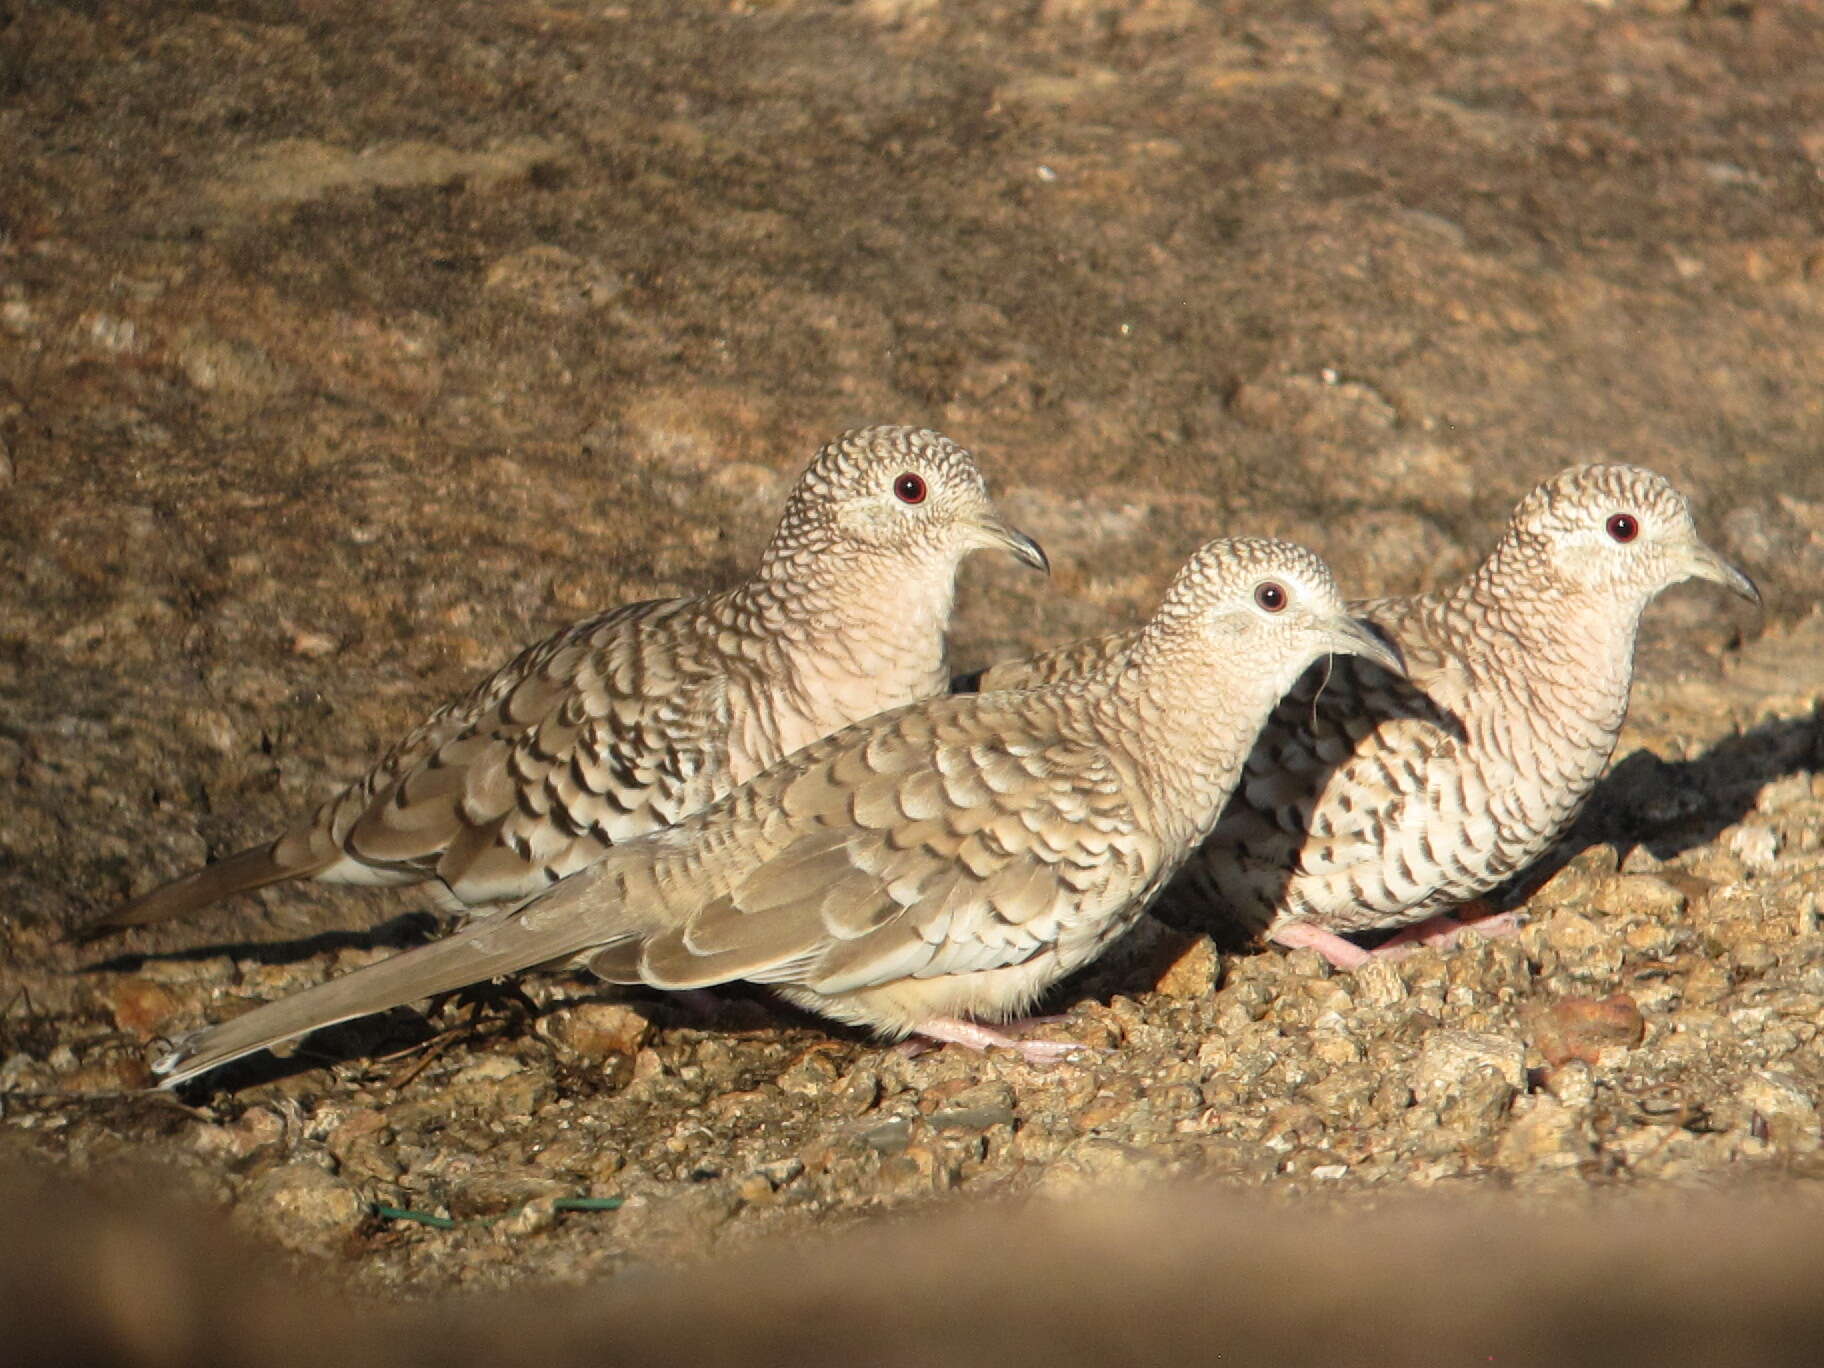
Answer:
[3,0,1823,1302]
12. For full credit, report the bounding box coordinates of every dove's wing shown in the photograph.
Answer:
[314,596,733,903]
[590,695,1161,1003]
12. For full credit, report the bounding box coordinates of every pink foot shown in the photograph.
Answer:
[1272,909,1525,969]
[1375,910,1526,958]
[910,1016,1098,1065]
[1269,922,1372,970]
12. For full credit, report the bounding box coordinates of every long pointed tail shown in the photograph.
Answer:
[153,872,630,1089]
[83,842,329,939]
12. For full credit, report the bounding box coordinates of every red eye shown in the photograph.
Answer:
[1606,513,1639,543]
[1254,581,1287,613]
[894,472,927,505]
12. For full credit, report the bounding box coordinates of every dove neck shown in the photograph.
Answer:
[1451,546,1643,725]
[749,537,957,665]
[1103,632,1280,842]
[723,539,961,770]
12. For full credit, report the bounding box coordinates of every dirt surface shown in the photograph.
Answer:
[4,0,1824,1297]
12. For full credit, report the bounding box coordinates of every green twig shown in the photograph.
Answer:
[372,1195,623,1230]
[372,1204,457,1229]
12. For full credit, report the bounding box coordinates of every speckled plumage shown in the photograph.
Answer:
[153,537,1402,1085]
[92,426,1048,936]
[976,465,1758,967]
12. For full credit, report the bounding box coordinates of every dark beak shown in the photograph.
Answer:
[1684,542,1760,606]
[1327,614,1406,678]
[980,517,1050,575]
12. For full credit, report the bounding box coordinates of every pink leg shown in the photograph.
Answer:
[1374,909,1526,957]
[1272,907,1525,970]
[1269,921,1372,970]
[910,1016,1098,1065]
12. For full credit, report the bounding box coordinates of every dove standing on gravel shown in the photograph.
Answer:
[90,426,1048,937]
[153,537,1403,1086]
[971,465,1758,969]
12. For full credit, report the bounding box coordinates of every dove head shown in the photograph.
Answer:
[1493,464,1758,613]
[763,426,1047,578]
[1137,538,1405,698]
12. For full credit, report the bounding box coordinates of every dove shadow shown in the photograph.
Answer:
[152,975,572,1096]
[153,977,788,1098]
[77,909,446,975]
[156,1005,448,1095]
[1571,706,1821,863]
[1473,705,1823,908]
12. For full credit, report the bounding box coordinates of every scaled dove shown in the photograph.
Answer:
[90,426,1047,936]
[154,536,1402,1085]
[970,465,1758,968]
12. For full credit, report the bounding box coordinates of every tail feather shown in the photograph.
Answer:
[83,842,327,938]
[153,874,628,1089]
